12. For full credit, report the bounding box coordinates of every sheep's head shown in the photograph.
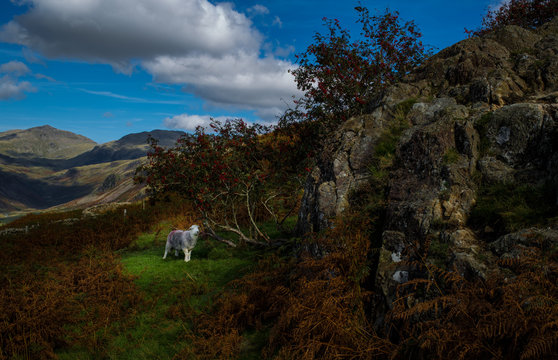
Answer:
[189,225,200,238]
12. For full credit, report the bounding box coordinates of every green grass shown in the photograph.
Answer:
[428,236,450,268]
[442,148,460,165]
[469,181,558,237]
[475,111,493,155]
[56,226,262,360]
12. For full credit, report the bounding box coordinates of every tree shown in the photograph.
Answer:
[466,0,558,37]
[282,5,430,133]
[135,119,306,246]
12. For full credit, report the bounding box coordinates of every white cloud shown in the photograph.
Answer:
[0,75,36,100]
[22,48,45,65]
[79,88,185,105]
[34,73,56,82]
[0,0,261,72]
[164,114,230,131]
[274,44,295,58]
[0,0,300,118]
[0,60,36,100]
[0,60,30,76]
[144,52,301,121]
[247,4,270,16]
[272,16,283,28]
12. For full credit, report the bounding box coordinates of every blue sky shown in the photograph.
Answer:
[0,0,499,144]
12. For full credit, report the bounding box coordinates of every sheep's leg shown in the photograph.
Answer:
[183,249,190,262]
[163,244,170,259]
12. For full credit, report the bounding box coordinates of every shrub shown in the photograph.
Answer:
[136,119,307,246]
[282,5,430,133]
[466,0,558,37]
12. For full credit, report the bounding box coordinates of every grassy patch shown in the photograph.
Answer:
[427,236,450,268]
[394,97,418,118]
[56,227,262,360]
[469,181,558,237]
[442,148,460,165]
[474,111,493,155]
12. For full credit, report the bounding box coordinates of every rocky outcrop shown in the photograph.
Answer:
[297,18,558,313]
[296,113,389,234]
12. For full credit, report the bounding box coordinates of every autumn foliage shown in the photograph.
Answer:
[283,5,430,132]
[136,119,309,245]
[0,201,191,359]
[174,216,558,360]
[466,0,558,36]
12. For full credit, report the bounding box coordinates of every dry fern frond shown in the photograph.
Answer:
[521,334,558,360]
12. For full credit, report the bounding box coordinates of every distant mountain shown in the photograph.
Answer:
[0,125,97,160]
[0,126,186,215]
[0,169,93,211]
[66,129,185,167]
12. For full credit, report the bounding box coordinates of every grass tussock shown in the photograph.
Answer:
[469,181,558,236]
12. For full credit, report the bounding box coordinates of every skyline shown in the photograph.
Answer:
[1,0,500,143]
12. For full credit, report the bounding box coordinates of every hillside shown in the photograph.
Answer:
[65,129,185,167]
[0,125,96,160]
[0,127,185,216]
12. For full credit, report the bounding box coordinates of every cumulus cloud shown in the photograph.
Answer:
[0,0,300,118]
[0,0,261,73]
[164,114,230,131]
[0,75,36,100]
[0,60,36,100]
[0,60,30,76]
[145,52,301,121]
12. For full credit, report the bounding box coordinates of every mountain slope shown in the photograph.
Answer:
[0,127,186,214]
[0,125,97,160]
[0,169,93,211]
[66,129,185,167]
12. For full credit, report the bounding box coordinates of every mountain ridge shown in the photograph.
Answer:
[0,124,97,160]
[0,126,186,215]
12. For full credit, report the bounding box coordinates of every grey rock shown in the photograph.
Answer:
[483,103,545,166]
[478,156,516,183]
[490,227,558,257]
